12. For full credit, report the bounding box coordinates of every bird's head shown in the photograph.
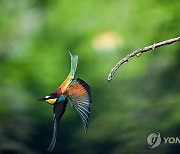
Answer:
[39,93,58,105]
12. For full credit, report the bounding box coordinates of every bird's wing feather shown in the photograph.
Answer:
[64,78,92,132]
[69,51,78,78]
[58,51,78,93]
[47,99,68,151]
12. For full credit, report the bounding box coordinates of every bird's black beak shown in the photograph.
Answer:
[38,97,46,101]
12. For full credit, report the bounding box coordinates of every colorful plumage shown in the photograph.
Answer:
[39,51,92,151]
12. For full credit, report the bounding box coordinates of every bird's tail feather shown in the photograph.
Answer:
[69,51,78,78]
[47,119,58,151]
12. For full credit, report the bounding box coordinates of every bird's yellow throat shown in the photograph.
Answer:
[46,98,57,104]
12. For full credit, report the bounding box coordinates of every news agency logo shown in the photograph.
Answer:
[147,132,161,148]
[147,132,180,149]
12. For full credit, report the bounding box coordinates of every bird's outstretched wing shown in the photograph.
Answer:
[47,98,68,151]
[58,51,78,93]
[64,78,92,132]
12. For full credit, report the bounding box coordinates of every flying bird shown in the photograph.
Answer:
[39,51,92,151]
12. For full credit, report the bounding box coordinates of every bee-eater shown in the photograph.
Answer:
[39,51,92,151]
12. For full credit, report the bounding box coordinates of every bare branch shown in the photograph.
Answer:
[107,36,180,82]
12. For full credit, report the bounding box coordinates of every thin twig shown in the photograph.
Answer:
[107,36,180,82]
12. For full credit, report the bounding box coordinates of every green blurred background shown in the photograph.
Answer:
[0,0,180,153]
